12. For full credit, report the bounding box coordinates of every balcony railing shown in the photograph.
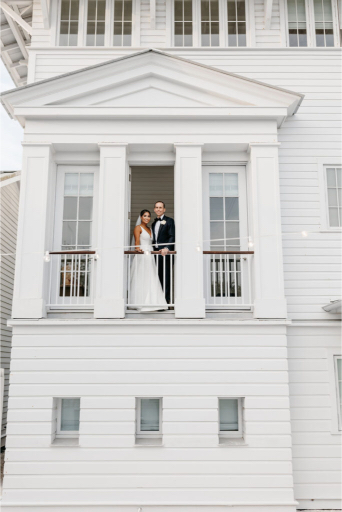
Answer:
[204,251,254,309]
[46,251,96,309]
[125,251,176,310]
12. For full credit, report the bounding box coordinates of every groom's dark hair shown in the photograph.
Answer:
[154,201,166,208]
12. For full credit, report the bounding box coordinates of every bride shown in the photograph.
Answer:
[129,209,168,312]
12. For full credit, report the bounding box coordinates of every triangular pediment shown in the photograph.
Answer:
[1,49,303,122]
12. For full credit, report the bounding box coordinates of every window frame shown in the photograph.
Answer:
[55,397,81,438]
[171,0,253,46]
[334,356,342,430]
[317,159,342,232]
[136,397,162,438]
[327,349,342,435]
[218,397,243,438]
[285,0,341,46]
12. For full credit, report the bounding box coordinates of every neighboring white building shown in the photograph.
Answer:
[0,0,341,510]
[0,171,20,449]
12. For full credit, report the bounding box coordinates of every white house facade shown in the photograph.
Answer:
[0,0,341,510]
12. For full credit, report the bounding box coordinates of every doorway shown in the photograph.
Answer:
[129,166,174,242]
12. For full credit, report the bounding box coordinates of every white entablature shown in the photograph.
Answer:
[1,49,303,128]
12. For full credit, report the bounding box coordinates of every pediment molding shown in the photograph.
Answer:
[1,49,304,125]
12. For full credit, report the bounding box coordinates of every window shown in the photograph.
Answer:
[113,0,133,46]
[136,398,162,442]
[59,0,80,45]
[227,0,246,46]
[287,0,307,46]
[219,398,243,438]
[335,356,342,430]
[314,0,335,45]
[62,173,94,251]
[56,398,80,437]
[201,0,220,46]
[174,0,193,46]
[326,167,342,228]
[87,0,106,46]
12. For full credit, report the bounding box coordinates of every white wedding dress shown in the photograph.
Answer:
[129,227,168,312]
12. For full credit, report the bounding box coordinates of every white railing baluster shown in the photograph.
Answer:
[234,254,237,305]
[62,254,66,305]
[220,254,223,305]
[128,254,131,306]
[77,254,81,300]
[170,254,173,305]
[240,255,245,304]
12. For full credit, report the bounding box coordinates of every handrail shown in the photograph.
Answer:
[49,251,96,255]
[124,251,177,254]
[203,251,254,255]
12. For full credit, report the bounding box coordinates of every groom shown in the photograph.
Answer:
[152,201,175,304]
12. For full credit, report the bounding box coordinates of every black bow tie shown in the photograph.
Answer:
[155,217,163,222]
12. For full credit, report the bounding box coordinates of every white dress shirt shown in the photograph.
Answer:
[154,214,164,247]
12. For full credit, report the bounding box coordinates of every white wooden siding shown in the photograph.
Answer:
[0,178,20,445]
[288,324,341,510]
[3,323,297,506]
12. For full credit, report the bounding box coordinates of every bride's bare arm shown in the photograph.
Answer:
[133,226,143,252]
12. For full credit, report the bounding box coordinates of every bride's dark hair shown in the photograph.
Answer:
[140,209,151,217]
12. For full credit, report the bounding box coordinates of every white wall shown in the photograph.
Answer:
[288,324,341,510]
[2,322,296,510]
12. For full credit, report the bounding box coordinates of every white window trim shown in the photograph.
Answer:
[327,349,342,435]
[55,397,80,438]
[317,158,342,232]
[136,397,162,438]
[284,0,341,46]
[54,0,139,46]
[218,397,243,438]
[171,0,254,47]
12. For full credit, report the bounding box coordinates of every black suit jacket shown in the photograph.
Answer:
[152,216,175,252]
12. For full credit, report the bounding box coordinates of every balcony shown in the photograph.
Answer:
[46,249,253,316]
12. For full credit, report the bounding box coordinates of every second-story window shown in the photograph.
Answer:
[62,173,94,250]
[314,0,335,46]
[113,0,133,46]
[201,0,220,46]
[287,0,307,46]
[326,167,342,228]
[59,0,80,45]
[87,0,106,46]
[174,0,193,46]
[227,0,246,46]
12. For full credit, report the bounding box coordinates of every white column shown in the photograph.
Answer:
[174,143,205,318]
[248,143,287,319]
[12,142,55,319]
[94,143,128,319]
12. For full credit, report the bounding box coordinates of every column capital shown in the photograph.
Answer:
[248,142,281,152]
[174,143,204,147]
[21,141,55,150]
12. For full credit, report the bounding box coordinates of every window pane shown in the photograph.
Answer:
[237,22,246,45]
[228,0,236,18]
[226,221,240,247]
[175,22,183,45]
[201,24,210,46]
[124,0,132,20]
[70,0,79,20]
[184,22,193,45]
[62,221,77,246]
[98,0,106,20]
[337,169,342,187]
[184,0,192,21]
[210,197,224,220]
[175,0,183,20]
[114,0,123,19]
[140,399,160,431]
[78,222,92,246]
[329,208,339,227]
[211,22,220,45]
[59,23,69,45]
[61,0,70,19]
[63,197,78,220]
[79,197,93,220]
[337,358,342,380]
[201,0,210,21]
[228,22,237,45]
[327,168,336,187]
[237,0,245,20]
[80,173,94,196]
[209,173,223,196]
[210,221,224,250]
[88,0,96,20]
[96,22,105,45]
[86,22,95,45]
[64,173,79,195]
[225,197,239,220]
[61,398,80,431]
[323,0,333,18]
[219,399,239,431]
[224,173,238,196]
[211,0,219,21]
[123,22,132,45]
[328,188,338,207]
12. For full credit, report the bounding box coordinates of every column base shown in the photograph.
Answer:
[253,298,287,319]
[175,298,206,319]
[12,298,47,319]
[94,298,125,319]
